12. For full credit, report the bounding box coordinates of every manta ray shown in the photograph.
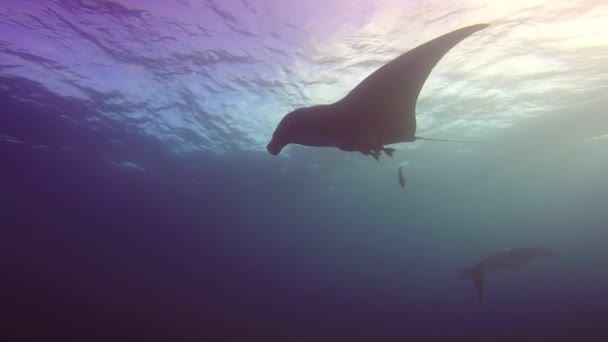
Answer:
[267,24,489,160]
[461,247,554,303]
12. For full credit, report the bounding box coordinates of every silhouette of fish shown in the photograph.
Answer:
[398,164,406,188]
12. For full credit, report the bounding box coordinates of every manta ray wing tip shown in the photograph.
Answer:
[461,23,490,33]
[468,23,491,32]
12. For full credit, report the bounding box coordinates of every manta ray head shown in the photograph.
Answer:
[267,110,299,155]
[267,130,288,156]
[267,105,338,155]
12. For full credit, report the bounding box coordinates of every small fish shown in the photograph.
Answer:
[398,164,406,188]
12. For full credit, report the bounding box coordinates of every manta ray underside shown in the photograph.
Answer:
[267,24,489,160]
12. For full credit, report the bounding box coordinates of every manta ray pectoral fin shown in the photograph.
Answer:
[473,272,485,304]
[339,24,489,147]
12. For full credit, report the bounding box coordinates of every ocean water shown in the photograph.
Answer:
[2,1,608,341]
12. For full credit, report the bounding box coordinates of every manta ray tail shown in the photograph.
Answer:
[415,136,485,143]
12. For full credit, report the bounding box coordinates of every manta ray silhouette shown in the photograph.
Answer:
[267,24,489,160]
[461,247,554,304]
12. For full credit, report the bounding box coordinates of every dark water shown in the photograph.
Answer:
[2,1,608,341]
[3,76,608,341]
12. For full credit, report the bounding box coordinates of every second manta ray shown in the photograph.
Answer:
[267,24,489,160]
[461,247,554,303]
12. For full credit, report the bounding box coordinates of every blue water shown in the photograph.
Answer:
[2,1,608,341]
